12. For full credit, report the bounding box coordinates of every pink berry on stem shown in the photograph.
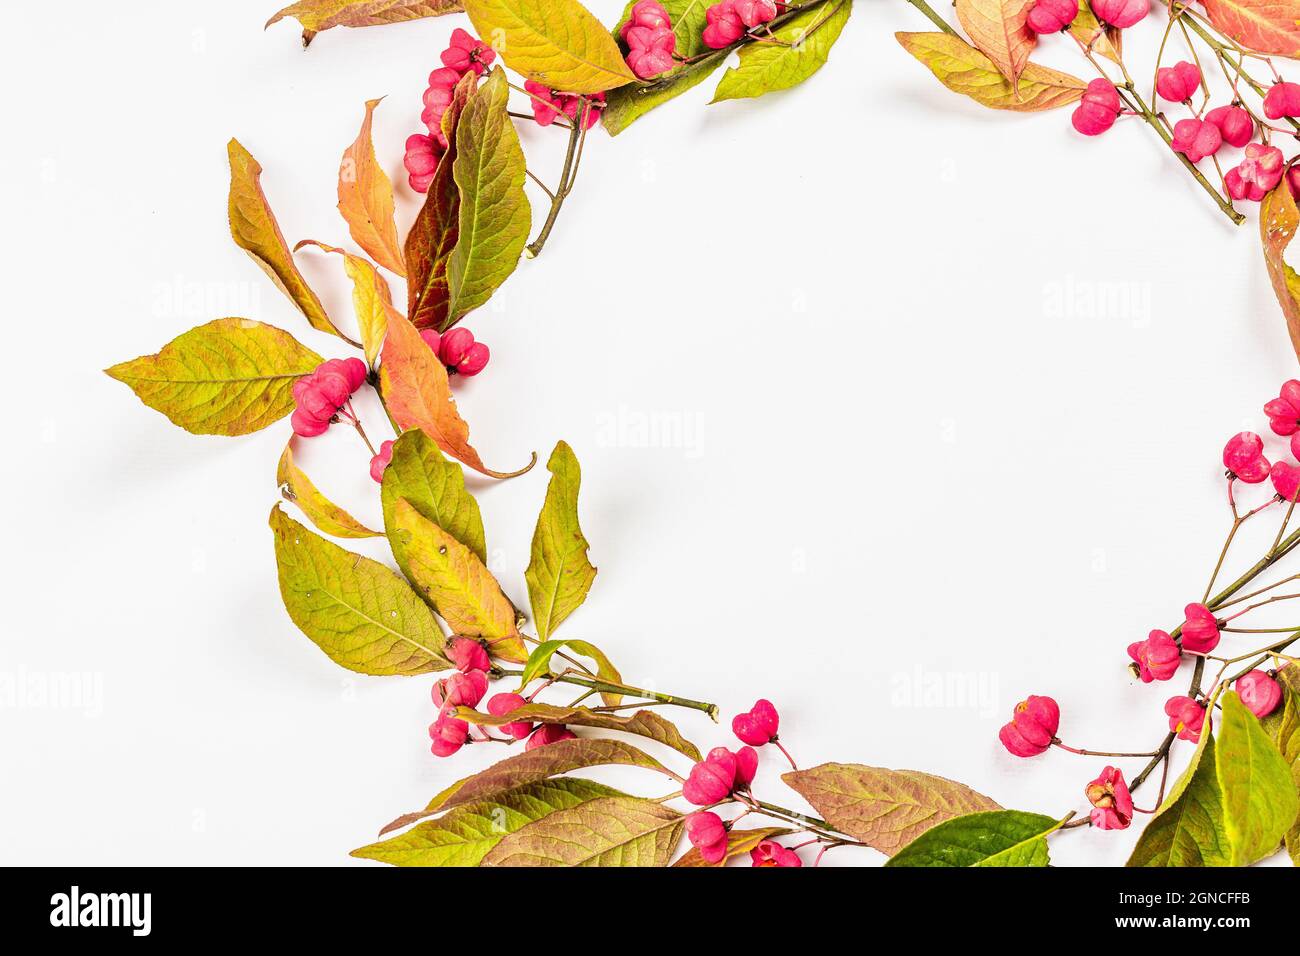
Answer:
[1156,61,1201,103]
[431,670,488,709]
[1265,380,1300,436]
[734,0,778,26]
[684,811,730,864]
[1264,81,1300,119]
[621,0,673,38]
[1072,79,1121,136]
[1236,670,1282,717]
[418,328,442,354]
[750,839,802,867]
[1205,104,1253,148]
[441,28,495,76]
[1170,118,1222,163]
[1128,630,1181,683]
[732,699,780,745]
[1180,603,1221,654]
[429,709,470,757]
[1026,0,1078,33]
[404,133,443,193]
[1223,432,1271,483]
[1225,143,1285,201]
[447,637,490,674]
[486,692,534,739]
[1085,766,1134,830]
[1091,0,1148,27]
[1164,695,1207,742]
[1271,460,1300,501]
[998,695,1060,757]
[370,440,395,484]
[625,25,677,79]
[525,724,577,750]
[703,0,745,48]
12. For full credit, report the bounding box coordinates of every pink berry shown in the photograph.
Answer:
[1170,118,1222,163]
[1127,630,1181,683]
[431,669,488,709]
[1026,0,1078,33]
[369,439,395,484]
[290,408,330,438]
[732,699,780,746]
[289,359,366,437]
[418,328,442,354]
[525,723,577,750]
[1224,143,1285,201]
[438,328,490,375]
[621,0,673,38]
[486,692,534,740]
[1085,766,1133,830]
[1180,603,1221,655]
[1236,670,1282,717]
[441,28,495,76]
[733,0,778,26]
[561,91,605,130]
[422,83,454,134]
[524,80,564,126]
[1265,381,1300,436]
[684,811,729,864]
[1289,166,1300,201]
[429,709,470,757]
[1164,695,1207,742]
[427,67,461,91]
[1205,104,1254,148]
[1223,432,1271,483]
[998,695,1060,757]
[456,342,490,376]
[625,25,677,79]
[404,132,443,193]
[750,839,802,867]
[682,746,757,805]
[1271,460,1300,501]
[1091,0,1148,27]
[1265,81,1300,120]
[1156,61,1201,103]
[1072,79,1121,136]
[703,0,745,48]
[447,636,490,674]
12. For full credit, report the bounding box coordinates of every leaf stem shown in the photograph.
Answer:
[497,667,720,720]
[525,99,589,259]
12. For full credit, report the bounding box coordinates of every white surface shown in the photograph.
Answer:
[3,0,1297,866]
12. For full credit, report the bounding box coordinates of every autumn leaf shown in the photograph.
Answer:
[266,0,462,46]
[352,779,621,866]
[447,68,531,325]
[885,810,1063,867]
[277,440,381,539]
[479,795,683,866]
[614,0,711,58]
[463,0,637,94]
[105,318,322,436]
[711,0,853,103]
[1069,0,1122,65]
[454,702,702,760]
[896,32,1087,112]
[673,826,792,867]
[390,498,527,662]
[955,0,1036,91]
[518,639,621,706]
[524,441,597,642]
[269,505,449,675]
[603,53,727,134]
[337,99,405,277]
[782,763,1002,855]
[379,309,535,478]
[380,737,671,834]
[227,139,349,343]
[294,240,398,368]
[407,73,475,331]
[1202,0,1300,59]
[1260,179,1300,363]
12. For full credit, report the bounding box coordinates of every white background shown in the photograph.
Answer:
[4,0,1297,866]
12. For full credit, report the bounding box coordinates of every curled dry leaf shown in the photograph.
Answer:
[454,702,702,760]
[378,309,536,478]
[1260,179,1300,362]
[954,0,1036,91]
[104,318,322,436]
[277,439,381,539]
[227,139,349,343]
[295,240,399,367]
[711,0,853,103]
[462,0,638,94]
[269,505,450,675]
[896,32,1087,112]
[1201,0,1300,59]
[338,98,406,278]
[266,0,463,46]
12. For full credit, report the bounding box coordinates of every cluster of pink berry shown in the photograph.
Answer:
[523,82,606,129]
[681,699,807,866]
[427,637,580,757]
[702,0,779,48]
[620,1,677,79]
[404,29,496,192]
[290,357,367,438]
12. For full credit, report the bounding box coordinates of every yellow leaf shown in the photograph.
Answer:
[462,0,637,94]
[266,0,462,46]
[955,0,1037,91]
[391,498,527,662]
[296,240,399,367]
[338,99,406,278]
[277,439,382,539]
[1261,180,1300,363]
[1068,0,1122,65]
[378,309,535,478]
[896,32,1086,112]
[227,139,349,343]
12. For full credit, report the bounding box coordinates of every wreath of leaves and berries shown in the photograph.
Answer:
[108,0,1300,867]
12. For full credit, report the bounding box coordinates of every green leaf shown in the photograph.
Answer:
[390,498,526,662]
[269,504,449,675]
[480,795,683,866]
[446,68,531,324]
[614,0,710,58]
[518,639,621,706]
[454,702,701,760]
[380,737,670,834]
[463,0,637,94]
[673,826,792,867]
[277,440,381,539]
[1274,689,1300,864]
[1217,690,1299,863]
[603,52,727,135]
[1127,732,1229,867]
[380,430,487,582]
[885,810,1061,867]
[105,318,322,436]
[712,0,852,103]
[525,441,597,642]
[227,139,341,340]
[781,763,1002,856]
[352,778,619,866]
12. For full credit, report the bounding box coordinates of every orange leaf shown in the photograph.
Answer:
[379,309,535,478]
[1261,180,1300,362]
[266,0,463,46]
[338,99,406,278]
[1203,0,1300,58]
[955,0,1037,90]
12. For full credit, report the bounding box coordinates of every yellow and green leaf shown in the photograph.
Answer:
[277,440,381,539]
[266,0,462,46]
[896,32,1087,112]
[712,0,852,103]
[524,441,597,642]
[479,795,683,866]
